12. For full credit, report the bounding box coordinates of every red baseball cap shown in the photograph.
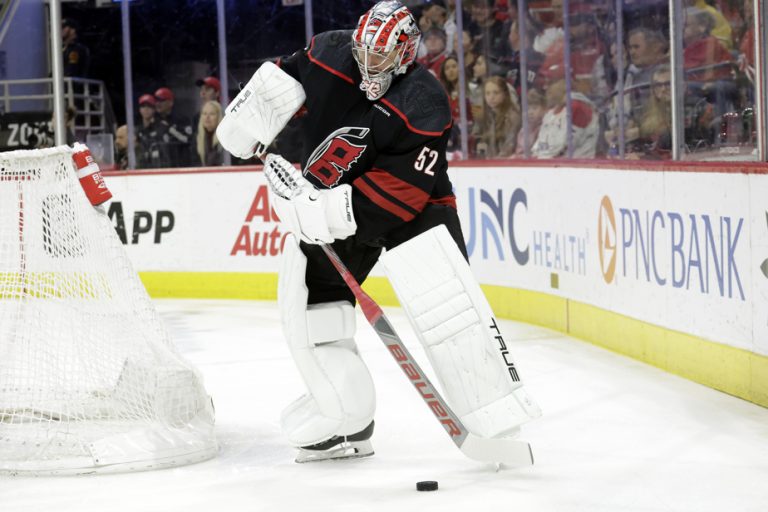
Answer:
[138,94,156,106]
[195,76,221,92]
[154,87,174,101]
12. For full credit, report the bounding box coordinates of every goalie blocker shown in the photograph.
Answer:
[379,225,542,439]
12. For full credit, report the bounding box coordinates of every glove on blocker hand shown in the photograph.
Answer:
[264,154,357,244]
[216,62,306,159]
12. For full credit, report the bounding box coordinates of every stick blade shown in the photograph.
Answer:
[460,434,534,466]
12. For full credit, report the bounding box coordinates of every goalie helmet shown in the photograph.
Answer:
[351,1,421,101]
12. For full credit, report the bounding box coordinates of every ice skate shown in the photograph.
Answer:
[295,421,375,463]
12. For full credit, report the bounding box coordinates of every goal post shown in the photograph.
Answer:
[0,146,217,475]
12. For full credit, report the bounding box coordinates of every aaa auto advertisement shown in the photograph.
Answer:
[103,165,768,356]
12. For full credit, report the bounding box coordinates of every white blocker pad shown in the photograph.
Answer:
[278,236,375,447]
[216,61,306,159]
[379,225,541,439]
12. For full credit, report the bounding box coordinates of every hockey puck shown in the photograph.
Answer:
[416,481,438,492]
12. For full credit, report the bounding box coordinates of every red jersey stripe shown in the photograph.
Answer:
[428,195,457,209]
[379,98,451,136]
[354,178,415,222]
[307,38,355,84]
[366,168,429,212]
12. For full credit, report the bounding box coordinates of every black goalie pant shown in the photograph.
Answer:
[300,204,468,306]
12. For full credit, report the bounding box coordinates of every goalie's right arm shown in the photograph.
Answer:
[264,154,357,245]
[216,61,306,159]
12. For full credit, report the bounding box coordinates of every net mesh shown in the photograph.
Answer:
[0,147,216,474]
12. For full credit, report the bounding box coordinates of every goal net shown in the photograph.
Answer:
[0,146,217,475]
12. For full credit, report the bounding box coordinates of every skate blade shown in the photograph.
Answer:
[295,440,374,463]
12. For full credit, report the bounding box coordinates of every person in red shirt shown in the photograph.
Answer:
[417,27,449,77]
[683,7,733,82]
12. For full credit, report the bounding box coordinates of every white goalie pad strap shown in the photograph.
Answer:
[278,237,375,446]
[216,61,306,159]
[306,301,356,344]
[266,154,357,244]
[379,225,541,438]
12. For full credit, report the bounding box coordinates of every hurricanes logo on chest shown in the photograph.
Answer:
[305,127,369,187]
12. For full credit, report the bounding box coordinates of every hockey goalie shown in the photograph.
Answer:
[216,0,541,463]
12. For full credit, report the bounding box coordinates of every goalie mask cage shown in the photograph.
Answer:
[0,146,217,475]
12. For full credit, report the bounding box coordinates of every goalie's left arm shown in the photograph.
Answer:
[216,61,306,160]
[263,153,356,244]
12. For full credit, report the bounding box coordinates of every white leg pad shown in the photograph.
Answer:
[278,236,376,447]
[379,225,542,439]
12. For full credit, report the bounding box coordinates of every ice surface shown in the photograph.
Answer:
[3,299,768,512]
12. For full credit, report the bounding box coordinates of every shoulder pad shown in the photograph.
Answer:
[380,65,452,136]
[308,30,355,73]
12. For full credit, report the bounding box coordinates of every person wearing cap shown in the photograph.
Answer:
[154,87,193,167]
[196,76,221,103]
[136,94,172,169]
[62,18,90,78]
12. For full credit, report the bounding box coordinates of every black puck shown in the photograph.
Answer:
[416,480,438,491]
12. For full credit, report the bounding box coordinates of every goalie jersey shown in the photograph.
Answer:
[278,30,456,244]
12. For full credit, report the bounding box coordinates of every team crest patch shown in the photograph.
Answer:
[305,127,369,187]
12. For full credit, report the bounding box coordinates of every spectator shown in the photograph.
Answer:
[473,75,521,158]
[115,124,130,170]
[514,88,547,157]
[467,0,507,63]
[626,28,668,102]
[532,77,598,158]
[196,76,222,104]
[154,87,193,166]
[195,101,224,166]
[499,16,546,93]
[684,0,732,49]
[37,105,77,148]
[136,94,171,169]
[468,55,488,121]
[632,65,672,159]
[540,5,608,96]
[604,28,668,147]
[453,28,478,77]
[419,0,454,51]
[192,76,222,137]
[63,105,77,145]
[438,55,473,152]
[417,28,449,77]
[533,0,565,55]
[737,8,755,84]
[683,7,733,82]
[62,18,90,78]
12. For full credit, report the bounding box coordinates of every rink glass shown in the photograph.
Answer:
[0,0,762,165]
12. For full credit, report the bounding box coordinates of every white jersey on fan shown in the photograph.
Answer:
[532,92,599,159]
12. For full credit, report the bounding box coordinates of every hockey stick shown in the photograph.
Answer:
[319,243,534,466]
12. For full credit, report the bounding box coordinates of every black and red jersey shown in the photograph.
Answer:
[278,30,456,243]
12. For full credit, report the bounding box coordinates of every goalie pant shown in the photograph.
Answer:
[273,29,539,449]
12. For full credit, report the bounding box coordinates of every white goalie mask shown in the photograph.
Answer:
[351,1,421,101]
